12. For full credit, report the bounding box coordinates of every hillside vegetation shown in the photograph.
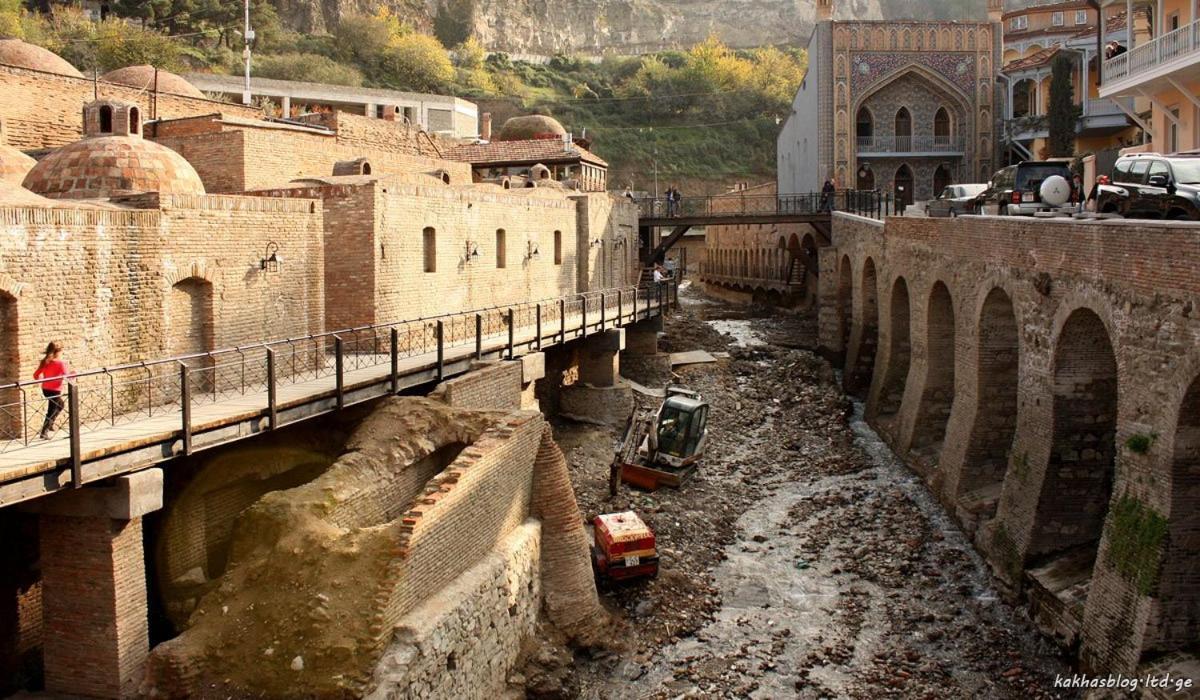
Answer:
[2,2,805,191]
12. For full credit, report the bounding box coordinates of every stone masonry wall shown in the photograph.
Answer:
[0,64,260,150]
[820,212,1200,675]
[366,521,542,700]
[573,193,639,293]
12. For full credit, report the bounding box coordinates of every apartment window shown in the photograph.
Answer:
[1074,9,1087,24]
[1010,15,1028,29]
[423,227,436,272]
[1168,12,1180,30]
[496,229,507,268]
[1052,11,1063,26]
[553,230,562,265]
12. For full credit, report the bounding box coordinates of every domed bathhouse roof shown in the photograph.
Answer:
[0,180,54,207]
[496,114,568,141]
[0,143,35,185]
[0,38,84,77]
[22,99,205,200]
[101,65,206,99]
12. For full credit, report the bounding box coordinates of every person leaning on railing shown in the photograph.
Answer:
[33,341,73,440]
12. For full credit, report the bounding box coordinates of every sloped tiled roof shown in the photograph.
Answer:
[445,139,608,168]
[1004,45,1063,72]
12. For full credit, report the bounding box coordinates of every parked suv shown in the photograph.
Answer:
[974,160,1076,215]
[1095,153,1200,220]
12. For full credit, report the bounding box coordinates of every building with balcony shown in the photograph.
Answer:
[1099,0,1200,153]
[777,0,1004,207]
[1001,2,1141,160]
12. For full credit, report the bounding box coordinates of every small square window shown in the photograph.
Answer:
[1052,11,1063,26]
[1075,10,1087,24]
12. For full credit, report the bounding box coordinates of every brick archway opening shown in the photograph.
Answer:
[956,287,1019,531]
[0,292,17,442]
[911,281,955,466]
[1145,373,1200,655]
[876,276,912,429]
[844,258,879,398]
[1028,308,1117,628]
[837,256,853,354]
[168,278,215,397]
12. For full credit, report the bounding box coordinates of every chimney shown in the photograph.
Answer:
[480,112,492,141]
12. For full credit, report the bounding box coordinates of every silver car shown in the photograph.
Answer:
[927,184,987,217]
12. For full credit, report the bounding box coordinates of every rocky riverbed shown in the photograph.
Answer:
[527,284,1077,699]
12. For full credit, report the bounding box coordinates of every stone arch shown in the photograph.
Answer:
[845,257,879,397]
[876,276,912,425]
[837,256,853,356]
[1145,372,1200,653]
[1028,307,1118,565]
[910,281,956,460]
[934,107,952,143]
[168,276,216,395]
[957,287,1020,516]
[0,289,18,441]
[895,106,913,141]
[894,163,915,208]
[933,163,953,195]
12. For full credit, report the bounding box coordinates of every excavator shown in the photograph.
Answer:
[609,386,710,494]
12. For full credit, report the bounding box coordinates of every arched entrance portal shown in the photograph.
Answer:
[857,163,875,190]
[894,164,914,209]
[933,164,953,196]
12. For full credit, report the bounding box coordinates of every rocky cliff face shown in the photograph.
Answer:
[269,0,986,54]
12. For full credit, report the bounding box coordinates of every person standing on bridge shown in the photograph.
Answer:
[33,341,71,440]
[820,179,836,212]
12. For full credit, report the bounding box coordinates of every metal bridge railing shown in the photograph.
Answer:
[636,190,893,219]
[0,281,676,488]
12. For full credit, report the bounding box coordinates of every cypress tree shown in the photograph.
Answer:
[1046,53,1077,157]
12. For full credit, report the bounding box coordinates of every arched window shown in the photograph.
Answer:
[933,107,950,146]
[129,106,140,134]
[99,105,113,133]
[894,164,914,208]
[894,107,912,152]
[423,227,436,272]
[856,107,874,148]
[495,229,506,269]
[553,230,562,265]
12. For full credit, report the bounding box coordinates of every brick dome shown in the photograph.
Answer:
[496,115,567,141]
[0,39,83,78]
[23,136,205,199]
[0,143,35,185]
[101,65,205,99]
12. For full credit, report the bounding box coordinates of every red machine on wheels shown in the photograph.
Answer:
[592,511,659,584]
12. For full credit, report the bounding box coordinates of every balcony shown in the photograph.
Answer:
[1101,17,1200,97]
[857,135,965,156]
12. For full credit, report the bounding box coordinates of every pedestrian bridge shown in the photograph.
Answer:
[637,189,894,261]
[0,284,674,507]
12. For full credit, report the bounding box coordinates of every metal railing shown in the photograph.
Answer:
[1104,17,1200,84]
[636,190,892,219]
[0,281,675,488]
[856,135,966,153]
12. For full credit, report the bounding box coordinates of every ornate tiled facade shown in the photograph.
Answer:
[778,18,1003,202]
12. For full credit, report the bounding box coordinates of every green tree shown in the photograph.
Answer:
[1047,53,1078,157]
[253,52,363,86]
[376,33,453,92]
[433,0,474,48]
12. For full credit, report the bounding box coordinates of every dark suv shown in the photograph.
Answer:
[974,160,1077,216]
[1095,153,1200,220]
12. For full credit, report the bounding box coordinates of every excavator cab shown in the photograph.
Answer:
[612,386,709,492]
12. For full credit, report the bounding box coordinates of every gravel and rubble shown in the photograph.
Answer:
[531,283,1076,699]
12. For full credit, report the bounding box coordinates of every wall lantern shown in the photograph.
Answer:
[464,241,480,263]
[260,241,283,272]
[613,238,627,250]
[590,238,604,248]
[526,240,540,260]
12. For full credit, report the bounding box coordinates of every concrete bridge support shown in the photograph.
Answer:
[578,329,625,388]
[623,317,662,357]
[32,469,163,698]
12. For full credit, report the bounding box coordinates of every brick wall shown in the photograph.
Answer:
[0,64,260,150]
[430,361,524,411]
[152,118,471,194]
[820,212,1200,674]
[296,110,447,158]
[572,192,639,293]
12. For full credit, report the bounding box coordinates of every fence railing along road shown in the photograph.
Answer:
[636,190,894,220]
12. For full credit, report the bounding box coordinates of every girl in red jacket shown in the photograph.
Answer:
[33,342,70,440]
